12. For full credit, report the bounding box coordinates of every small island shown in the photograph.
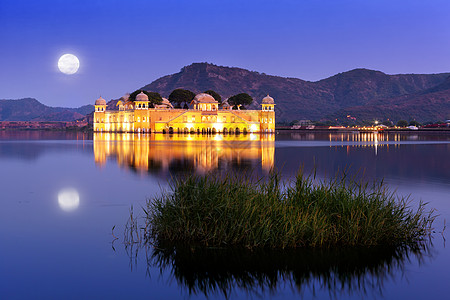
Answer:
[133,170,435,249]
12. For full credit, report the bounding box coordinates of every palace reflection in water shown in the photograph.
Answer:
[93,132,275,176]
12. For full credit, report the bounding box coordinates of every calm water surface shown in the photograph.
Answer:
[0,131,448,299]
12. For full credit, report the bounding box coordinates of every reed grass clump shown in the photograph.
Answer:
[146,170,435,248]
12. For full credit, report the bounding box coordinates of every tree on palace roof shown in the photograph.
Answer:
[169,89,196,108]
[228,93,253,110]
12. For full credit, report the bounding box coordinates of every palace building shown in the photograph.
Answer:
[93,92,275,134]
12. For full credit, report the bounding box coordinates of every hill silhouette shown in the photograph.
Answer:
[142,63,450,122]
[0,98,93,121]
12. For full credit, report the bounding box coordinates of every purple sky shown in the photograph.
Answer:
[1,0,450,108]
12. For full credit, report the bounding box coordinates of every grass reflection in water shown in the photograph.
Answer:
[124,241,432,298]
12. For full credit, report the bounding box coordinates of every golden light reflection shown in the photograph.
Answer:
[94,133,275,175]
[326,131,390,155]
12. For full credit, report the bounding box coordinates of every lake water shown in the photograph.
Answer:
[0,131,449,299]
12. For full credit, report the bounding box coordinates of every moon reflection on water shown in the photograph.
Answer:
[58,188,80,212]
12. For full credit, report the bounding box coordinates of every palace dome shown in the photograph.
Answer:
[136,91,149,101]
[261,95,274,104]
[95,96,106,105]
[193,93,217,103]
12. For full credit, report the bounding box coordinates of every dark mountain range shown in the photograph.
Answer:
[141,63,450,122]
[3,63,449,123]
[0,98,94,121]
[329,75,450,122]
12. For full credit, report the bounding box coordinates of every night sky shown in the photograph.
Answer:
[1,0,450,108]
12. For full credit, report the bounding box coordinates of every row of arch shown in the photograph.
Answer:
[165,127,249,135]
[96,127,274,134]
[97,126,273,134]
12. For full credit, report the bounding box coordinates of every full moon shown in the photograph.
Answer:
[58,54,80,75]
[58,188,80,212]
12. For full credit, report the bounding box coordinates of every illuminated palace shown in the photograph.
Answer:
[93,92,275,134]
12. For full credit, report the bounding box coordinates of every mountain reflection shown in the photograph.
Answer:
[93,133,275,176]
[142,242,431,298]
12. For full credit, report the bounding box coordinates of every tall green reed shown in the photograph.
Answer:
[144,169,435,248]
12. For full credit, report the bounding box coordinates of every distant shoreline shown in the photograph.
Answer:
[1,121,449,133]
[276,127,450,133]
[0,121,89,131]
[1,128,449,134]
